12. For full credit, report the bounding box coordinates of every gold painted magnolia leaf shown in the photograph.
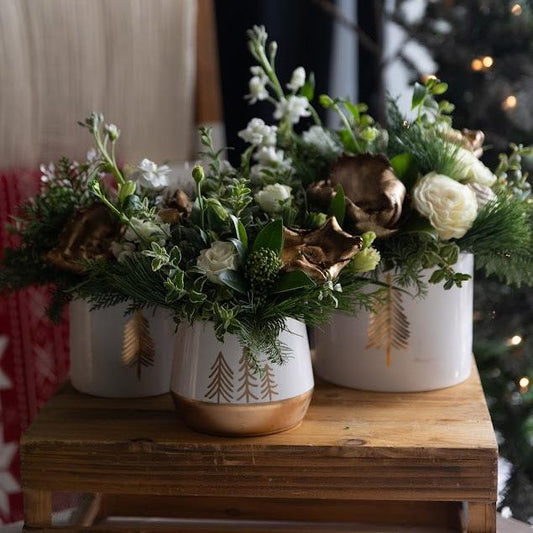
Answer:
[121,310,155,380]
[366,273,410,366]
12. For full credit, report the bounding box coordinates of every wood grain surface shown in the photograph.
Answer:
[22,360,497,504]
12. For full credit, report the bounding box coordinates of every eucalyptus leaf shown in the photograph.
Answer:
[273,270,316,294]
[217,269,248,294]
[328,184,346,226]
[230,214,248,248]
[251,219,283,256]
[411,82,427,110]
[390,152,419,190]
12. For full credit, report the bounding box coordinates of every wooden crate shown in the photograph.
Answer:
[21,359,497,532]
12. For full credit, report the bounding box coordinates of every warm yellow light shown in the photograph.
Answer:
[482,56,494,68]
[511,3,522,15]
[502,95,518,110]
[510,335,523,346]
[519,376,530,388]
[471,59,484,71]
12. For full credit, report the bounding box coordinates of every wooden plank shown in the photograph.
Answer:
[463,502,497,533]
[24,489,52,527]
[21,360,497,504]
[98,494,462,529]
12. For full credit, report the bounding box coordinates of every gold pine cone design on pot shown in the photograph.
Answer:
[121,310,155,380]
[366,273,410,366]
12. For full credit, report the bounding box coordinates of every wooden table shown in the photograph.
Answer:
[21,360,498,532]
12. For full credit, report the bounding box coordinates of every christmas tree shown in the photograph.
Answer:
[392,0,533,521]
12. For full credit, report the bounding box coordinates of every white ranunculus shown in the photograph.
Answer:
[412,172,478,240]
[238,118,277,147]
[273,96,311,124]
[131,158,172,190]
[467,182,497,208]
[254,183,292,213]
[302,125,340,155]
[287,67,306,91]
[247,76,269,104]
[455,148,497,186]
[125,217,170,245]
[197,241,240,284]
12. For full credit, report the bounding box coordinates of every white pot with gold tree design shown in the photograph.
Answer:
[170,318,313,436]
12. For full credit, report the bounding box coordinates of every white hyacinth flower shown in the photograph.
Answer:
[287,67,306,92]
[238,118,277,147]
[274,96,311,124]
[131,158,172,190]
[247,76,269,104]
[302,125,340,155]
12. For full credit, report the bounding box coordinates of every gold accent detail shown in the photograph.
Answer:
[121,310,155,380]
[205,352,234,403]
[260,363,279,401]
[366,273,410,366]
[236,349,258,403]
[172,389,314,437]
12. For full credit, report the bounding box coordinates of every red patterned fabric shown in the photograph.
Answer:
[0,170,70,524]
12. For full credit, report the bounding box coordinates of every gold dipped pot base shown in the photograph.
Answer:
[171,389,313,437]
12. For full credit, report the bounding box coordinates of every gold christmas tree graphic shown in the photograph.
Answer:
[237,349,259,403]
[260,363,279,401]
[121,310,155,380]
[205,351,234,403]
[366,272,410,366]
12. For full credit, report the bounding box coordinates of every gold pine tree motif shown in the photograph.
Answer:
[205,351,234,403]
[237,349,259,403]
[121,310,155,380]
[260,363,279,401]
[366,272,410,366]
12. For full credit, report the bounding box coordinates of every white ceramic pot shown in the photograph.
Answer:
[171,318,314,436]
[314,253,474,392]
[69,301,175,397]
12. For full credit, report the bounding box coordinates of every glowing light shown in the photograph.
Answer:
[471,59,484,71]
[482,56,494,68]
[502,95,518,110]
[510,335,523,346]
[511,3,522,15]
[519,376,530,388]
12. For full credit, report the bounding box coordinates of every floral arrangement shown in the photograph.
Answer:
[0,111,380,368]
[240,26,533,295]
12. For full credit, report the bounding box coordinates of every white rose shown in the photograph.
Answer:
[254,184,292,213]
[238,118,277,147]
[287,67,306,91]
[130,158,172,190]
[273,96,311,124]
[125,217,170,245]
[412,172,478,240]
[197,241,240,284]
[455,148,497,186]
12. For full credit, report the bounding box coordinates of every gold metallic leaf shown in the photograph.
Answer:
[445,128,485,158]
[308,154,406,238]
[282,217,363,281]
[366,273,410,366]
[121,310,155,380]
[45,203,121,273]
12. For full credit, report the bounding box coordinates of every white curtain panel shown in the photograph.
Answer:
[0,0,197,168]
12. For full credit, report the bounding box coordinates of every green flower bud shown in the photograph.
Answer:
[205,198,228,221]
[308,212,328,228]
[118,180,136,202]
[361,231,376,249]
[192,165,205,184]
[319,94,334,109]
[350,247,381,274]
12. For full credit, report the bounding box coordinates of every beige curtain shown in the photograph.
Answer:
[0,0,197,168]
